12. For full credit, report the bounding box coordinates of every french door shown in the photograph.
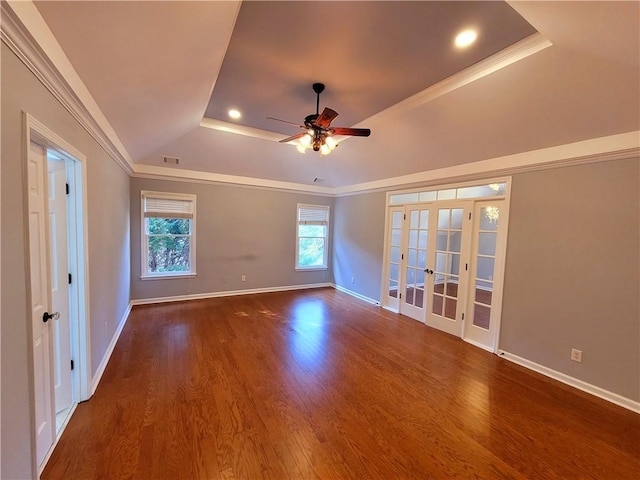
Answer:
[462,200,506,351]
[425,204,472,336]
[384,203,471,327]
[383,200,505,350]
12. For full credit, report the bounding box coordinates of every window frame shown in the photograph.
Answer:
[295,203,330,271]
[140,190,197,279]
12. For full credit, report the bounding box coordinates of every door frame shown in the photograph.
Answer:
[24,113,91,472]
[381,178,511,353]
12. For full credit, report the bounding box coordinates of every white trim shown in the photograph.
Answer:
[140,190,197,278]
[132,163,335,195]
[351,33,552,135]
[333,284,380,306]
[25,113,93,403]
[130,283,333,306]
[37,399,79,477]
[3,1,636,197]
[463,337,494,353]
[1,1,134,175]
[200,117,284,143]
[140,273,197,281]
[335,132,640,196]
[91,303,132,395]
[296,203,330,270]
[199,33,551,146]
[498,350,640,414]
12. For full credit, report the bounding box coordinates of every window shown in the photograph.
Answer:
[296,204,329,270]
[141,191,196,278]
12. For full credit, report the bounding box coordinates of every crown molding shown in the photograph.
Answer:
[131,163,334,196]
[334,131,640,196]
[200,117,285,143]
[199,33,552,144]
[348,32,552,133]
[1,0,134,174]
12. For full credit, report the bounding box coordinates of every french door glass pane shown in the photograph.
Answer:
[451,209,464,229]
[473,304,491,329]
[478,232,497,255]
[436,231,448,250]
[432,294,444,315]
[475,285,492,305]
[392,211,403,228]
[445,298,457,319]
[389,280,398,298]
[477,256,495,280]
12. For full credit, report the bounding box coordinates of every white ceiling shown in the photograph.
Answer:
[31,1,640,190]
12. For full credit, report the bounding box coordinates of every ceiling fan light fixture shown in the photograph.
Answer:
[296,144,307,154]
[319,143,331,155]
[325,136,337,150]
[300,133,312,147]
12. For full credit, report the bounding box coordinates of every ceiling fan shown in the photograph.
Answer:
[267,83,371,155]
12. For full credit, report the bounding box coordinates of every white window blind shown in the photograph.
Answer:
[143,194,194,219]
[298,205,329,225]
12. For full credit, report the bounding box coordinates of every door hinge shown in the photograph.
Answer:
[65,183,70,195]
[462,313,465,320]
[70,359,74,371]
[399,293,402,299]
[68,273,72,284]
[465,263,468,271]
[403,214,406,220]
[468,212,471,220]
[401,253,404,260]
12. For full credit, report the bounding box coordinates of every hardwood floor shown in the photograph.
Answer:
[43,288,639,479]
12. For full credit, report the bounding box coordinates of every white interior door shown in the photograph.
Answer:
[399,205,431,322]
[383,207,404,311]
[425,204,472,336]
[48,157,73,414]
[28,142,56,466]
[463,201,505,351]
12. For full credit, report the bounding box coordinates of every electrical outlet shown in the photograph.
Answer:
[241,275,246,282]
[571,348,583,362]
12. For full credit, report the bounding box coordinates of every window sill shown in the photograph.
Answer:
[295,267,328,272]
[140,273,197,281]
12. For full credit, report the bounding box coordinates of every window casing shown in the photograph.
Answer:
[296,204,329,270]
[141,191,196,279]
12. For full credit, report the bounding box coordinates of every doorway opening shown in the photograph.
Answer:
[25,113,91,473]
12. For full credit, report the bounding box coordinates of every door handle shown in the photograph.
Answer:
[42,311,60,323]
[424,268,434,275]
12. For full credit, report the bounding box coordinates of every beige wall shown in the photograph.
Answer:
[1,43,131,478]
[501,158,640,401]
[333,191,386,301]
[130,178,333,300]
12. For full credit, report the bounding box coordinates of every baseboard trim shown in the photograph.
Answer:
[332,284,380,306]
[130,283,333,306]
[463,337,494,353]
[91,303,132,395]
[498,350,640,414]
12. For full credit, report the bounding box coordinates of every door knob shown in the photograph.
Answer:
[42,311,60,323]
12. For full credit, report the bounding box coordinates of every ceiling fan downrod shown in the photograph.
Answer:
[312,83,325,116]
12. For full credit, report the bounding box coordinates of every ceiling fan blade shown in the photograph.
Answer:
[330,127,371,137]
[279,132,307,143]
[314,108,339,128]
[266,116,304,128]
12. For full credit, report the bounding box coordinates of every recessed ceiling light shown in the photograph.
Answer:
[455,29,477,48]
[228,109,241,120]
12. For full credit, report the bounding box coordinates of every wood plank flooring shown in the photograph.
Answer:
[42,288,639,479]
